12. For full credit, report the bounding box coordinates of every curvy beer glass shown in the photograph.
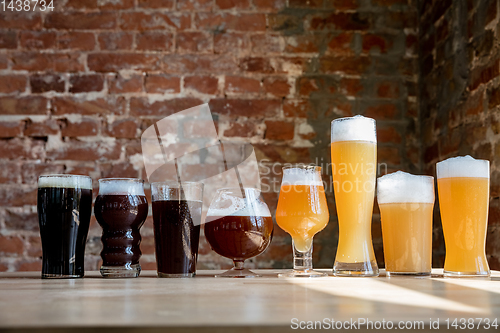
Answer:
[205,188,274,278]
[276,165,329,277]
[152,182,203,278]
[94,178,148,278]
[37,174,92,279]
[437,156,490,277]
[377,171,434,276]
[331,115,379,277]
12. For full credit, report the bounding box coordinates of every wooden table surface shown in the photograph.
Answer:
[0,269,499,333]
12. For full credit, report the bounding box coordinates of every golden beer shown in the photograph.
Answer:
[331,116,378,276]
[437,156,490,277]
[377,171,434,276]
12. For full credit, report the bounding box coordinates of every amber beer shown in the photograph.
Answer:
[331,115,378,276]
[437,156,490,277]
[377,172,434,276]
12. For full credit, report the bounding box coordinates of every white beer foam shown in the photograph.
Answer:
[377,171,434,204]
[207,190,271,217]
[99,179,145,196]
[281,167,323,186]
[38,174,92,190]
[436,155,490,179]
[331,115,376,143]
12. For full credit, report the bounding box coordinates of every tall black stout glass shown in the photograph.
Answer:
[37,174,92,279]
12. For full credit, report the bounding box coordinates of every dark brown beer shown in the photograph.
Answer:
[204,215,274,260]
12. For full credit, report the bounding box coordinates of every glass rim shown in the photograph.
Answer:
[331,115,376,125]
[150,181,203,188]
[99,178,144,183]
[38,174,91,179]
[215,186,261,192]
[282,164,321,171]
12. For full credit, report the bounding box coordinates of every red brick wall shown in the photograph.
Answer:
[0,0,419,272]
[419,0,500,269]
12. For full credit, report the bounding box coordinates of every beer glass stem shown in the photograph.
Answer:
[292,240,313,272]
[233,260,245,270]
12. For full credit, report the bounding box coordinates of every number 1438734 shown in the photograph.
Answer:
[1,0,54,11]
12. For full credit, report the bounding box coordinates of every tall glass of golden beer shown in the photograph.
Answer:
[377,171,434,276]
[437,155,490,277]
[331,115,378,276]
[276,165,329,277]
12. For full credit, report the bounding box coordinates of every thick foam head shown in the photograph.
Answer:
[281,167,323,186]
[377,171,434,204]
[99,179,145,196]
[331,115,376,143]
[38,174,92,190]
[436,155,490,179]
[206,188,271,217]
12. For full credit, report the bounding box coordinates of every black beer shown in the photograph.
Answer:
[37,175,92,279]
[94,179,148,278]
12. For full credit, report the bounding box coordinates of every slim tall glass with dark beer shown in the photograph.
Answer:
[37,174,92,279]
[94,178,148,278]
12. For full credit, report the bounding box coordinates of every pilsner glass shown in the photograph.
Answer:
[377,171,434,276]
[437,156,490,277]
[276,165,329,277]
[37,174,92,279]
[94,179,148,278]
[331,115,378,277]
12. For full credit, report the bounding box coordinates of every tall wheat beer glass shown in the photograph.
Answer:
[331,115,378,276]
[437,156,490,277]
[377,171,434,276]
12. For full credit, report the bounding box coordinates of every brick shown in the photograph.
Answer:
[184,76,218,94]
[225,76,260,94]
[470,59,499,91]
[18,31,54,50]
[251,34,283,54]
[58,32,95,51]
[0,235,23,255]
[377,11,417,30]
[372,0,407,5]
[21,163,64,184]
[11,52,83,72]
[331,0,358,10]
[130,97,203,116]
[254,144,310,164]
[209,99,281,118]
[223,122,257,137]
[214,33,250,54]
[69,75,104,93]
[106,119,137,139]
[340,77,363,96]
[465,92,484,116]
[378,146,401,165]
[489,86,500,109]
[60,118,100,137]
[27,236,42,258]
[375,80,400,98]
[265,121,294,140]
[325,32,354,55]
[283,99,309,118]
[178,0,213,10]
[136,32,174,51]
[99,0,134,10]
[24,119,59,137]
[145,75,180,94]
[138,0,175,8]
[263,77,291,97]
[285,34,322,54]
[47,140,122,161]
[0,31,16,49]
[0,97,47,115]
[101,162,138,179]
[319,56,371,74]
[377,127,402,144]
[17,260,42,272]
[297,77,321,96]
[163,55,238,74]
[308,12,371,31]
[177,32,212,53]
[0,13,41,29]
[98,32,133,50]
[485,0,498,25]
[268,14,302,33]
[362,34,393,54]
[183,120,217,139]
[253,0,286,10]
[65,0,98,9]
[51,97,126,115]
[0,161,20,183]
[0,185,37,206]
[88,53,162,72]
[5,208,39,231]
[0,75,27,94]
[364,103,398,119]
[0,121,23,138]
[216,0,250,9]
[30,74,65,93]
[120,12,190,31]
[239,57,275,73]
[289,0,322,8]
[108,74,143,93]
[0,54,7,69]
[45,12,116,30]
[195,13,266,32]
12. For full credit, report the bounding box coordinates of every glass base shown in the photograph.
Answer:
[158,272,195,278]
[443,270,490,278]
[42,274,82,279]
[386,271,431,277]
[278,269,327,278]
[100,264,141,278]
[334,260,379,277]
[215,267,260,278]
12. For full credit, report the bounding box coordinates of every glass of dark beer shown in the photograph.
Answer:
[151,181,203,278]
[205,188,274,278]
[94,178,148,278]
[37,174,93,279]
